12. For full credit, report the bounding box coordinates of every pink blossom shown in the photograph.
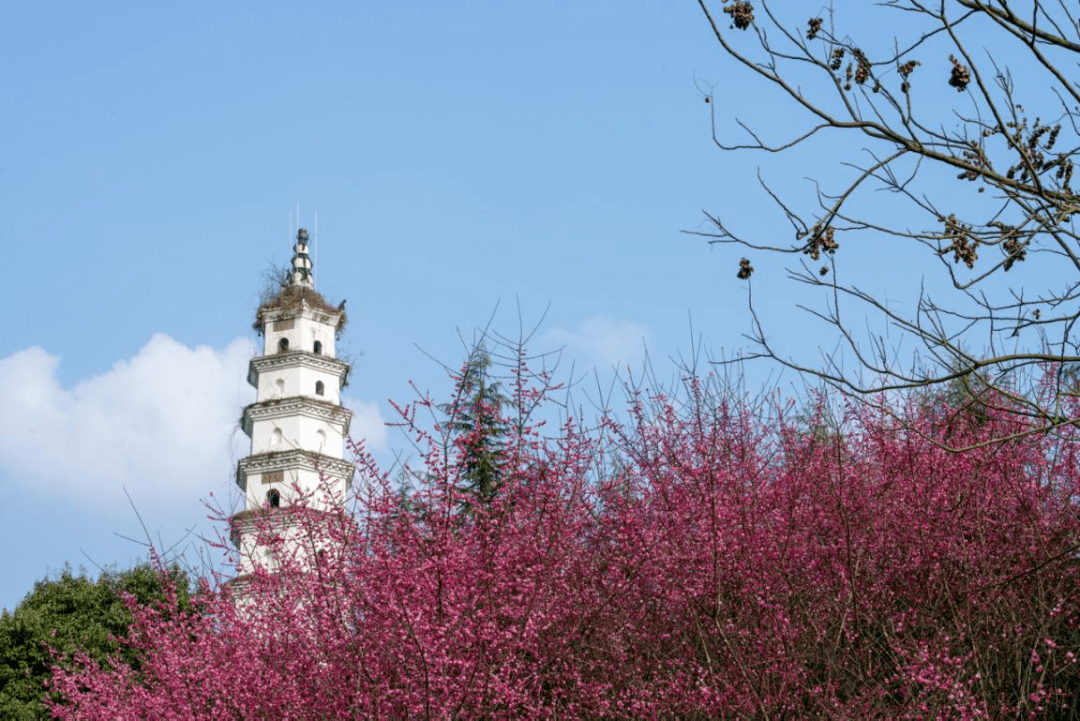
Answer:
[50,373,1080,718]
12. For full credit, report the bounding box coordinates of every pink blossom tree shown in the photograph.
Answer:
[51,370,1080,718]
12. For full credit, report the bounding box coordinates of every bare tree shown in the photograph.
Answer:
[695,0,1080,444]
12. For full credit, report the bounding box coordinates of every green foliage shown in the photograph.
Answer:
[0,564,191,720]
[441,344,512,510]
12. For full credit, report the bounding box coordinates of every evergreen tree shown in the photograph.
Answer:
[441,344,511,509]
[0,564,191,720]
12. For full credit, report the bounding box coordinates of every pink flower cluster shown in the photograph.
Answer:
[51,377,1080,718]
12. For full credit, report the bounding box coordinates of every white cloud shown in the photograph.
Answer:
[342,398,390,458]
[0,335,388,514]
[545,316,650,370]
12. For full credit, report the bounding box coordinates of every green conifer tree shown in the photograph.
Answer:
[441,344,512,510]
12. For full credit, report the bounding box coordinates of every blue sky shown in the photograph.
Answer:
[0,1,754,611]
[0,1,1038,611]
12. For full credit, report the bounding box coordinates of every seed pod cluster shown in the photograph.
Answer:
[723,1,754,30]
[737,257,754,279]
[804,223,839,261]
[948,55,970,91]
[898,59,920,93]
[941,214,978,269]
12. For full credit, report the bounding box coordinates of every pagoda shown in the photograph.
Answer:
[231,228,354,575]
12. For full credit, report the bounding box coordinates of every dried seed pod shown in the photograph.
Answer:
[737,257,754,279]
[723,1,754,30]
[804,223,839,260]
[830,48,845,71]
[948,55,970,91]
[942,214,978,268]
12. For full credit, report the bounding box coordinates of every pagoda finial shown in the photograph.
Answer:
[290,228,314,288]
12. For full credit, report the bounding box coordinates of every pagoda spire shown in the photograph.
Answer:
[290,228,314,288]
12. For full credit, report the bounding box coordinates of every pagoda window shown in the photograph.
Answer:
[313,340,323,355]
[278,338,289,353]
[267,489,281,508]
[315,380,325,396]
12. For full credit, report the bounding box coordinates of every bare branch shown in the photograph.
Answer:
[694,0,1080,440]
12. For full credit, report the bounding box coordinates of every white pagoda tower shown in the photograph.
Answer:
[231,228,354,575]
